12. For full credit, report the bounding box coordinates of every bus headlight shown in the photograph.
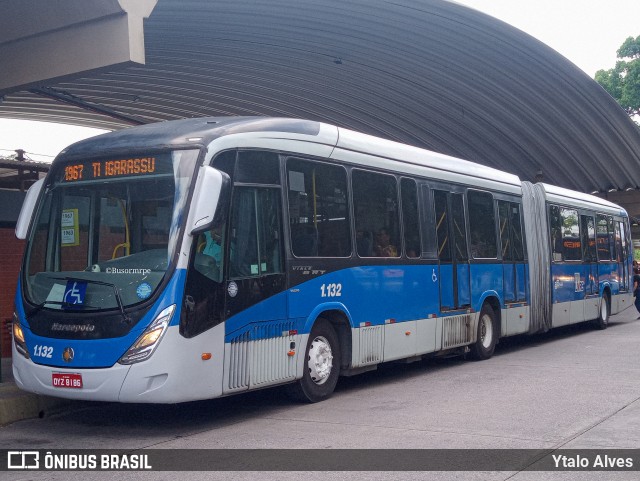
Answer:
[118,305,176,365]
[12,312,30,359]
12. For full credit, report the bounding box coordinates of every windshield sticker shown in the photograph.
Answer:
[61,208,79,246]
[47,284,65,300]
[136,283,153,299]
[63,280,87,305]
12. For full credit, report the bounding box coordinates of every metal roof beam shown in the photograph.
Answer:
[0,0,157,94]
[29,87,145,125]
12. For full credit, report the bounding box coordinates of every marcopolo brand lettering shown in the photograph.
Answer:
[51,323,96,333]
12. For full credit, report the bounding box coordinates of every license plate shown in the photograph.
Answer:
[52,373,83,389]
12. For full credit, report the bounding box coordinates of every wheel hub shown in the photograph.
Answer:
[480,314,493,349]
[308,335,333,385]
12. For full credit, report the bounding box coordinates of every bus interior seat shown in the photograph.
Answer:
[357,230,373,257]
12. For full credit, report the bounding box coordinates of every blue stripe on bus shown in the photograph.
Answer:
[223,263,513,342]
[550,262,622,304]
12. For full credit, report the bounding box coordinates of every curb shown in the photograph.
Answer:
[0,382,75,426]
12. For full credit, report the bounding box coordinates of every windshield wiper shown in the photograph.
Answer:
[28,277,132,325]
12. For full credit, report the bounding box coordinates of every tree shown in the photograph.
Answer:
[595,35,640,120]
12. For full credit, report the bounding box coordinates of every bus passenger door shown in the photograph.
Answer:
[581,214,599,320]
[617,220,629,292]
[498,202,516,304]
[498,201,527,334]
[224,186,289,391]
[434,190,470,311]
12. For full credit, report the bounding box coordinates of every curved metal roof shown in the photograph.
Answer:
[1,0,640,194]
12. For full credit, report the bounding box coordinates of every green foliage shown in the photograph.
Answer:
[595,35,640,120]
[618,36,640,59]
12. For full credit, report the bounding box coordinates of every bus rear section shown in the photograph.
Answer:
[522,182,633,333]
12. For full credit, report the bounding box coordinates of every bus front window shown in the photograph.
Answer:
[23,150,199,312]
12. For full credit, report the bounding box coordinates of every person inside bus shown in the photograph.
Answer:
[633,260,640,319]
[375,228,398,257]
[195,227,224,281]
[202,228,223,263]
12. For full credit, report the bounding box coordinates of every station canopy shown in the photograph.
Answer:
[2,0,640,196]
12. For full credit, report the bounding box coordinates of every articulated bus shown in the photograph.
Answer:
[12,117,633,403]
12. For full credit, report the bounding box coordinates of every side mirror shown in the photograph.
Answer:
[188,166,230,235]
[15,178,45,240]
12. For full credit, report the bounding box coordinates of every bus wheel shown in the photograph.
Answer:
[469,304,497,360]
[286,319,341,403]
[592,293,610,330]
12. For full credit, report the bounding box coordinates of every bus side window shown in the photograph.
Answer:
[451,193,467,261]
[352,170,400,258]
[211,150,236,181]
[614,219,623,262]
[468,190,497,259]
[596,214,611,261]
[498,201,525,262]
[580,214,596,262]
[401,178,421,258]
[498,201,511,260]
[286,158,351,258]
[433,191,451,261]
[549,205,563,261]
[236,151,280,184]
[510,203,525,261]
[560,208,580,261]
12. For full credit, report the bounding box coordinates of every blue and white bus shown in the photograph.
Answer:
[12,117,633,403]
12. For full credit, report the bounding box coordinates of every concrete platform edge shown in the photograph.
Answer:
[0,381,76,426]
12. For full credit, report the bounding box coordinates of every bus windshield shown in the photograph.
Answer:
[22,149,199,312]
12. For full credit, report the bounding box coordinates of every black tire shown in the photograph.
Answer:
[469,304,497,360]
[286,319,341,403]
[592,292,610,330]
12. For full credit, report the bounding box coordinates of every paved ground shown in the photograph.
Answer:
[1,307,640,480]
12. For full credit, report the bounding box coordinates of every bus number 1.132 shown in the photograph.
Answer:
[321,283,342,297]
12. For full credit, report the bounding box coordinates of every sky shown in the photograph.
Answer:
[1,0,639,163]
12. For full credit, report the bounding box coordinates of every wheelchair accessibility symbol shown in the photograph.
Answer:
[63,280,87,305]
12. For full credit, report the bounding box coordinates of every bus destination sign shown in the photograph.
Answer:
[62,157,157,182]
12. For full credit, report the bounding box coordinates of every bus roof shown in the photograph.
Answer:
[57,117,324,159]
[53,116,628,214]
[334,127,522,191]
[57,116,523,194]
[541,183,627,216]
